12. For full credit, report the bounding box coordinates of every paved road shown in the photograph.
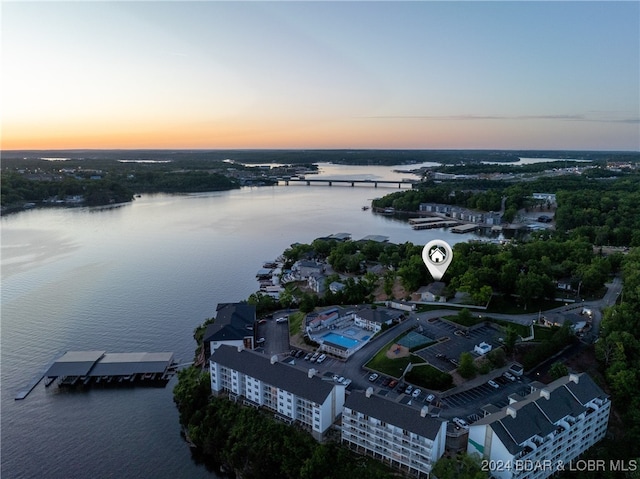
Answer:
[276,276,623,416]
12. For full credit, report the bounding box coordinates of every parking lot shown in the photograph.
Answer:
[413,317,503,372]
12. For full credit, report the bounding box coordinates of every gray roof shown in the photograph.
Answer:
[500,401,556,445]
[565,373,608,404]
[476,373,607,455]
[344,391,444,440]
[210,345,336,404]
[45,351,174,377]
[204,303,256,343]
[356,307,402,324]
[89,352,174,376]
[535,387,585,423]
[358,235,389,243]
[46,351,105,377]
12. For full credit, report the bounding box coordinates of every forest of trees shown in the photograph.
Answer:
[173,367,394,479]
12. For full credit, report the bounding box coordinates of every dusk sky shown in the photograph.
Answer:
[2,1,639,151]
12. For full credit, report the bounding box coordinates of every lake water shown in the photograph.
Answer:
[1,163,489,478]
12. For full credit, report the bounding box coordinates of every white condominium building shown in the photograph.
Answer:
[342,389,447,477]
[467,373,610,479]
[209,345,345,440]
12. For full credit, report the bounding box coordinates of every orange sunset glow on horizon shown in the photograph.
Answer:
[2,2,638,152]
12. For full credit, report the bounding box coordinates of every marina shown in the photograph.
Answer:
[451,224,480,234]
[16,350,178,400]
[411,220,459,230]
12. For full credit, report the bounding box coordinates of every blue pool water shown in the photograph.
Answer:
[322,332,359,349]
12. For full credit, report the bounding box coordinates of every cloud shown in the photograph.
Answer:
[362,113,639,123]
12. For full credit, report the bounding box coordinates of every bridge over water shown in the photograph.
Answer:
[278,177,417,188]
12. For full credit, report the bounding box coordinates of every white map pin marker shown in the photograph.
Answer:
[422,240,453,281]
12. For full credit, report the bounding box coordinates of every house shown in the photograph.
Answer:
[386,300,416,312]
[306,308,340,332]
[209,345,345,440]
[342,389,447,477]
[202,303,257,358]
[308,273,326,294]
[329,281,346,293]
[541,312,585,331]
[467,373,610,479]
[416,282,447,302]
[353,307,402,333]
[294,260,324,279]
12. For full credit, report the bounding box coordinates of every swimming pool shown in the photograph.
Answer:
[322,332,359,349]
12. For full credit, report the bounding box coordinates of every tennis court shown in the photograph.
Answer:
[398,331,434,349]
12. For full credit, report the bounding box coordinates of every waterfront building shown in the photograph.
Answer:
[342,389,447,477]
[209,345,345,440]
[202,303,257,358]
[353,307,402,333]
[467,373,610,479]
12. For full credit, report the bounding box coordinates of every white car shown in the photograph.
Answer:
[412,388,422,398]
[453,417,469,429]
[503,372,516,381]
[426,393,435,403]
[276,317,288,323]
[317,354,327,363]
[488,379,499,389]
[368,373,379,382]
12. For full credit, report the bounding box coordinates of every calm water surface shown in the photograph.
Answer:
[2,165,490,478]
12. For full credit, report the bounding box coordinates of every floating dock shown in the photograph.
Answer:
[451,224,480,234]
[412,220,459,230]
[16,350,177,400]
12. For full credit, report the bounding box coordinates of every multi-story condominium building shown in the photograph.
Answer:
[209,344,345,440]
[467,373,610,479]
[342,389,447,477]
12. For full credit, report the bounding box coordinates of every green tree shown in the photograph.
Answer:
[432,453,488,479]
[549,361,568,380]
[458,352,476,379]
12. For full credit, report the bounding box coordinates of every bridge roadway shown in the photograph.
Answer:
[279,178,415,188]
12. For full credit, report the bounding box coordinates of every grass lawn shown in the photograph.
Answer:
[534,325,560,341]
[365,330,427,377]
[485,296,566,315]
[288,311,305,336]
[405,363,453,391]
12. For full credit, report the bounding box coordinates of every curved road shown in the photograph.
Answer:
[321,276,622,392]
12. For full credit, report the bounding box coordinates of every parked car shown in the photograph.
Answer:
[295,350,305,358]
[368,373,379,382]
[276,317,288,323]
[412,388,421,398]
[381,377,391,387]
[404,385,413,395]
[304,353,312,361]
[426,393,435,403]
[396,383,406,394]
[316,354,326,363]
[453,417,469,429]
[503,372,516,381]
[388,379,398,389]
[435,353,446,360]
[488,379,499,389]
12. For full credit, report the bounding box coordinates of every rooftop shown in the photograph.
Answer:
[345,390,444,440]
[210,345,338,404]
